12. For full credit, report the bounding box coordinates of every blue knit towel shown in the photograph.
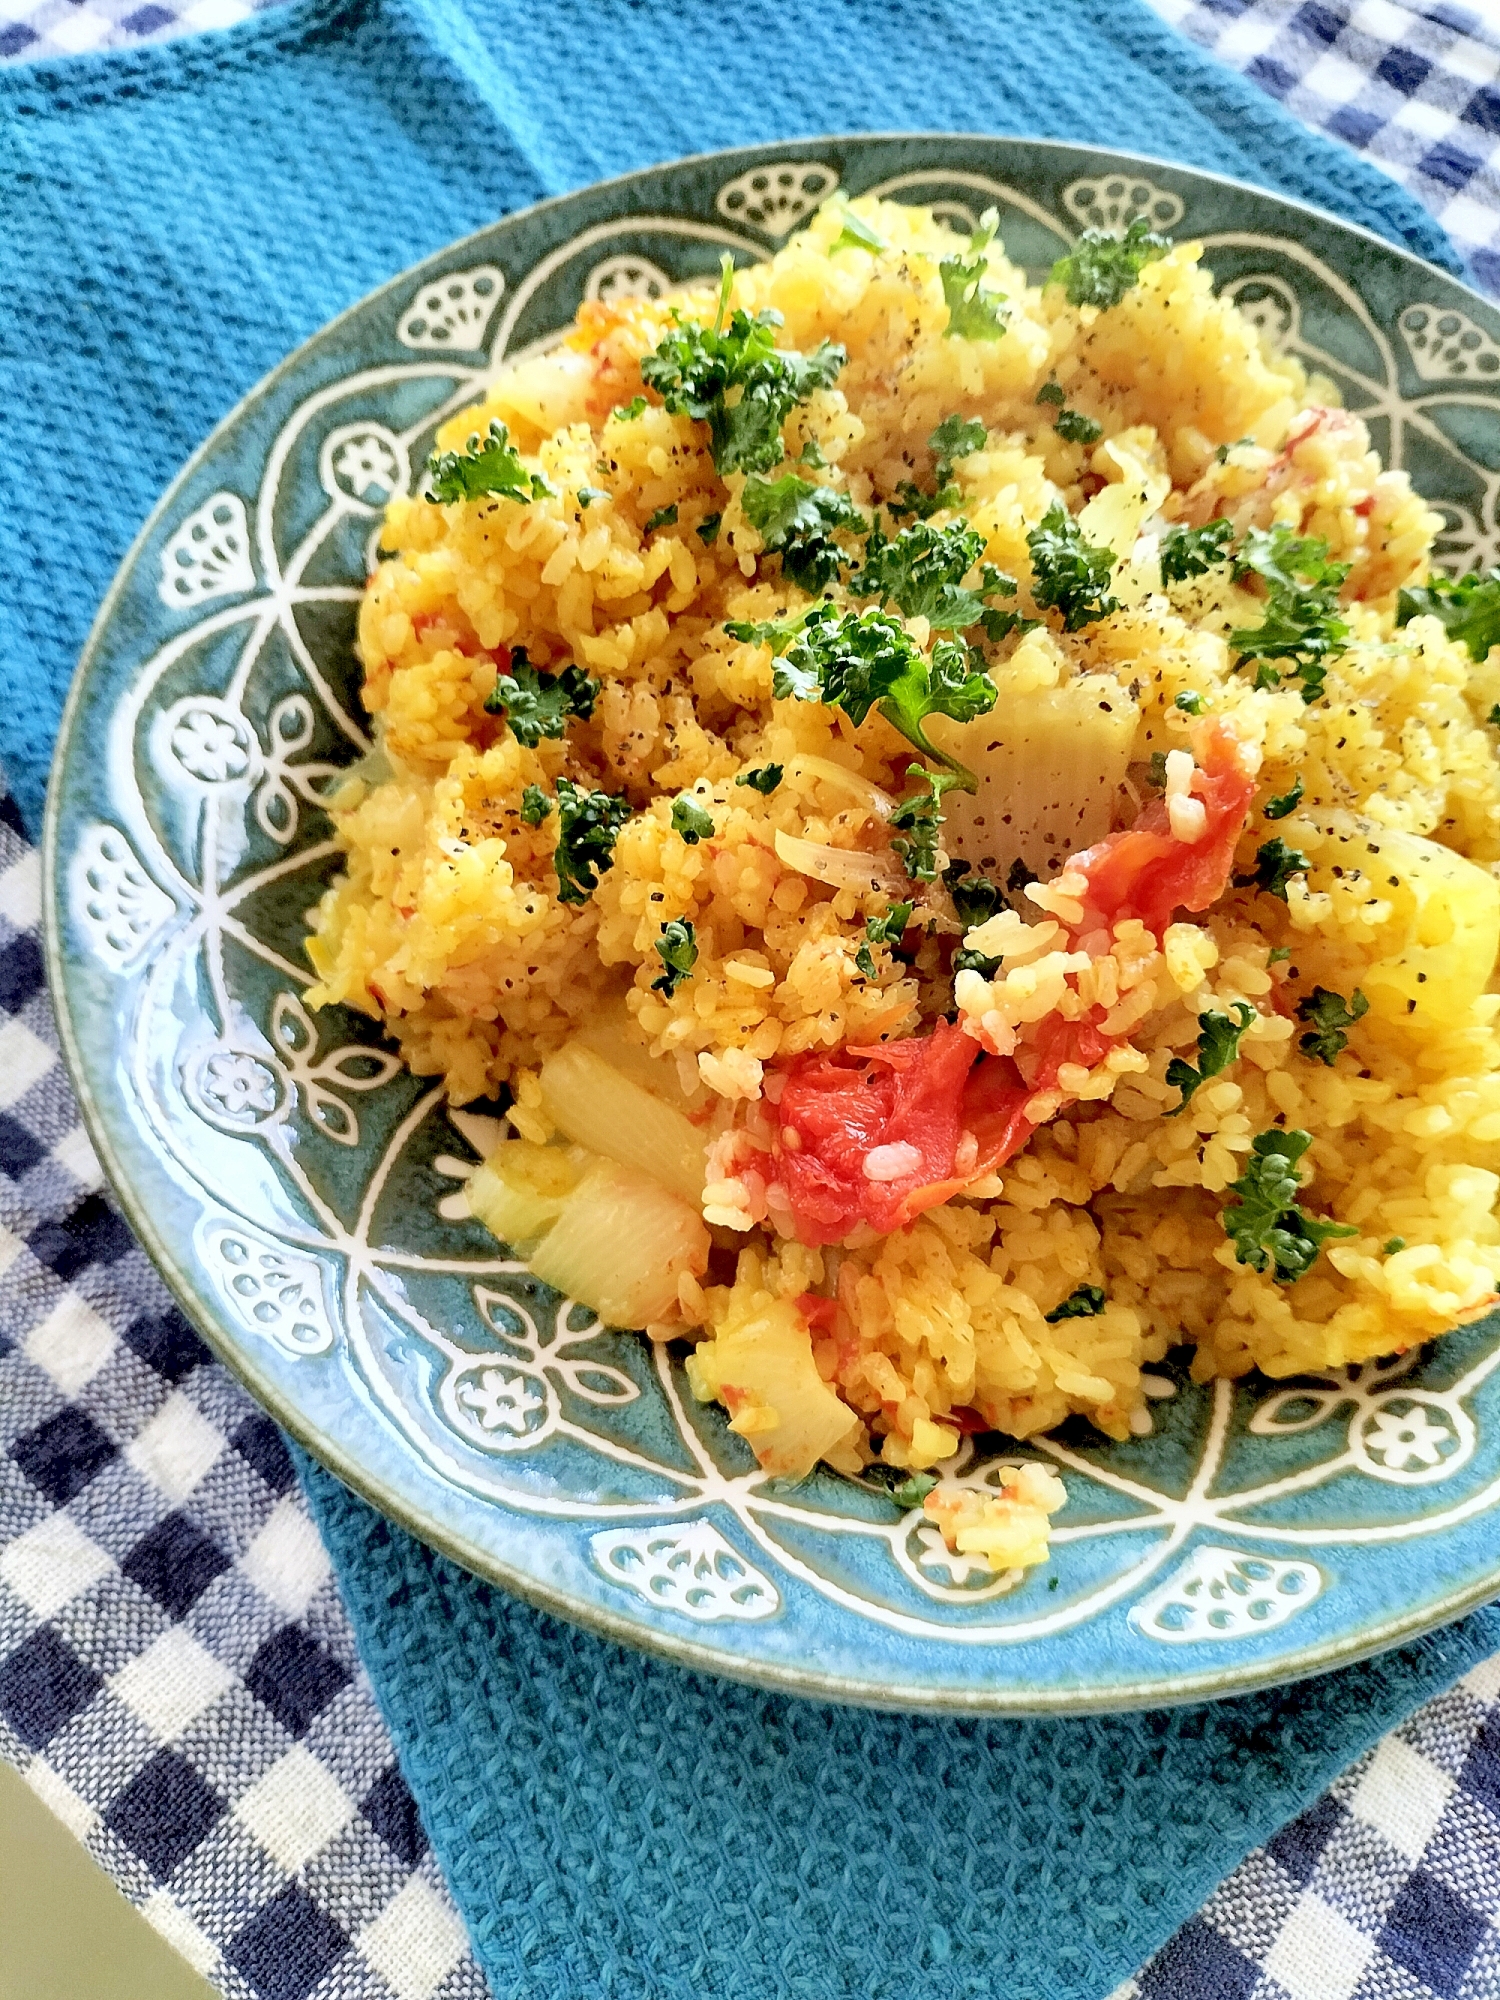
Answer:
[3,1,1495,1993]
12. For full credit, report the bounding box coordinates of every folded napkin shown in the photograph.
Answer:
[2,0,1493,1992]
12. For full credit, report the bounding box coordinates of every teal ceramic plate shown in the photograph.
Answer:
[45,136,1500,1714]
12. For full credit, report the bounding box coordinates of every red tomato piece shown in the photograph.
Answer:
[795,1293,840,1330]
[1070,720,1256,938]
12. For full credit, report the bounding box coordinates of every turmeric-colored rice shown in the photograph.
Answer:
[306,197,1500,1575]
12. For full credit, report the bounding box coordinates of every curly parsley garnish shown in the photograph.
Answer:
[1297,986,1368,1067]
[1055,406,1103,446]
[741,474,865,591]
[772,605,997,789]
[670,795,715,845]
[1045,1285,1107,1322]
[1166,1002,1255,1113]
[1050,216,1171,310]
[696,512,722,545]
[1027,502,1120,631]
[1263,774,1305,820]
[639,257,846,477]
[519,784,552,826]
[1222,1129,1356,1282]
[883,415,987,520]
[1159,517,1235,584]
[855,899,914,978]
[943,859,1005,929]
[938,210,1009,342]
[484,650,600,747]
[851,519,1017,632]
[890,767,964,882]
[427,421,554,506]
[1242,837,1310,901]
[552,780,632,906]
[652,919,698,997]
[576,486,609,510]
[611,396,647,422]
[1396,566,1500,662]
[735,764,783,795]
[1231,525,1350,701]
[643,504,679,534]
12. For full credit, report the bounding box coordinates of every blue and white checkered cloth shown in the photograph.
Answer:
[7,4,1500,1997]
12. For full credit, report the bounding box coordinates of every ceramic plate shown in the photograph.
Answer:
[46,136,1500,1714]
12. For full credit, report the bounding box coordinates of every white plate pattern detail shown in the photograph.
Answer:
[56,158,1500,1665]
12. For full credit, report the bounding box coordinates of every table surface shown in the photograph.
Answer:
[6,5,1500,1999]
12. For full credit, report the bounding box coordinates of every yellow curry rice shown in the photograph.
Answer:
[305,197,1500,1576]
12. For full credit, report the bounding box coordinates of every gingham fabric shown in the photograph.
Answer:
[0,789,486,2000]
[6,7,1500,2000]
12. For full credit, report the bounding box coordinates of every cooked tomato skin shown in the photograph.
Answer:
[1070,721,1256,938]
[770,1023,1034,1246]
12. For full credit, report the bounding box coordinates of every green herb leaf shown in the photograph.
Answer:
[861,1463,938,1507]
[1044,1284,1106,1322]
[1242,837,1310,901]
[724,609,812,657]
[866,900,914,949]
[1222,1128,1357,1282]
[735,764,784,795]
[1384,1237,1405,1255]
[1231,524,1350,701]
[640,270,847,477]
[644,504,679,533]
[1263,774,1304,820]
[943,859,1005,928]
[519,784,552,826]
[1296,986,1369,1066]
[484,650,601,746]
[1050,215,1171,310]
[1159,517,1235,584]
[553,779,632,906]
[1055,406,1103,446]
[576,486,609,510]
[741,473,865,591]
[929,414,988,472]
[773,606,997,788]
[952,947,1001,977]
[670,795,716,845]
[1216,436,1253,463]
[830,200,886,255]
[854,944,878,979]
[611,396,647,422]
[938,211,1008,341]
[1268,946,1292,964]
[890,766,965,881]
[427,421,554,506]
[696,512,722,545]
[652,918,698,996]
[1027,501,1120,631]
[850,519,1014,630]
[1174,690,1205,715]
[1035,380,1066,407]
[886,478,962,522]
[1395,566,1500,662]
[1166,1001,1255,1112]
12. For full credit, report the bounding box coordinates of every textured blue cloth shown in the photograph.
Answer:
[3,1,1496,1994]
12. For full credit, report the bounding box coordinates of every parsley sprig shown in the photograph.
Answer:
[427,422,553,506]
[855,899,914,978]
[735,764,783,795]
[652,919,698,996]
[885,414,987,519]
[1231,525,1350,701]
[1297,986,1368,1066]
[1263,774,1304,820]
[1241,837,1310,901]
[639,258,846,477]
[1044,1285,1106,1322]
[890,767,965,881]
[861,1463,939,1507]
[850,519,1018,632]
[1222,1129,1357,1282]
[552,780,632,906]
[943,859,1005,928]
[1166,1002,1254,1113]
[772,605,998,789]
[938,211,1009,341]
[670,795,715,845]
[1159,517,1235,584]
[1050,215,1172,310]
[1396,566,1500,662]
[741,474,865,592]
[483,650,599,746]
[1027,502,1120,631]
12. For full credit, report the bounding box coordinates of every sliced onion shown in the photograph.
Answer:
[773,829,904,893]
[785,756,896,819]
